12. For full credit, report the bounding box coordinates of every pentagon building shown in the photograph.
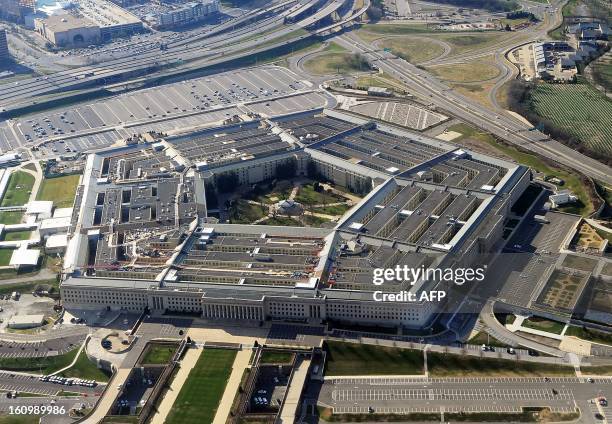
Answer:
[60,108,530,330]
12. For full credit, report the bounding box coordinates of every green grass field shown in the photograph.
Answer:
[312,204,351,216]
[0,212,23,225]
[432,33,504,57]
[258,216,301,226]
[0,279,59,296]
[58,349,111,382]
[0,415,42,424]
[0,250,14,266]
[165,349,237,424]
[141,344,176,364]
[324,341,424,376]
[377,37,444,64]
[260,351,294,364]
[36,175,81,208]
[427,352,575,377]
[295,184,343,206]
[522,317,566,335]
[529,82,612,157]
[1,231,31,242]
[229,199,268,224]
[565,326,612,346]
[428,59,500,83]
[0,347,79,374]
[467,331,507,348]
[303,215,330,226]
[0,172,35,207]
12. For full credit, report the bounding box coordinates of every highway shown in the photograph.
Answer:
[0,0,360,114]
[0,0,304,108]
[333,32,612,185]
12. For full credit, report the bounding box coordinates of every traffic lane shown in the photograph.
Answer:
[0,373,104,396]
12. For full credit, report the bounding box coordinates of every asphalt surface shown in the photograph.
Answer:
[0,0,347,112]
[0,371,103,396]
[313,375,612,423]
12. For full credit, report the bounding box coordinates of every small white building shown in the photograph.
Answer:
[39,216,71,237]
[9,246,40,269]
[26,201,54,220]
[549,190,577,208]
[8,314,45,329]
[53,207,73,218]
[45,233,69,254]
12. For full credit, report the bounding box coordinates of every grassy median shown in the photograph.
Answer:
[165,348,237,424]
[324,341,424,376]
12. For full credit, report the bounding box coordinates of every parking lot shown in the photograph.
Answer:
[0,371,104,396]
[332,387,575,401]
[479,208,580,308]
[4,66,328,156]
[315,375,611,420]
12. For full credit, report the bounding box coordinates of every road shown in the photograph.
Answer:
[333,32,612,185]
[0,0,362,115]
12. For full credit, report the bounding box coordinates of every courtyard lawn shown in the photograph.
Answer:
[0,172,35,207]
[36,175,81,208]
[258,216,301,226]
[141,344,177,364]
[229,199,267,224]
[312,204,351,216]
[260,351,294,364]
[295,184,343,206]
[165,348,237,424]
[324,341,424,376]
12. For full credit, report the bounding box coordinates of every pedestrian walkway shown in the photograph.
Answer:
[149,347,202,424]
[213,348,252,424]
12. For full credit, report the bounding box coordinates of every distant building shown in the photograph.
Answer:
[0,0,35,23]
[76,0,143,41]
[0,29,9,63]
[8,314,45,329]
[149,0,219,29]
[367,86,393,97]
[34,14,100,47]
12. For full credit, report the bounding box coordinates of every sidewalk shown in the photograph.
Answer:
[149,347,202,424]
[213,348,252,424]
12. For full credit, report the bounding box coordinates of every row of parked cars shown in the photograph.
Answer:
[39,375,98,387]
